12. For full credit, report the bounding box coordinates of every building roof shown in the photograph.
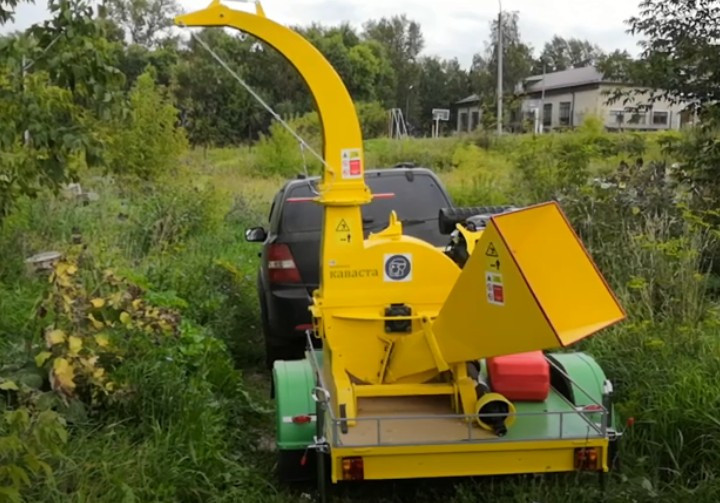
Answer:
[524,66,604,94]
[455,93,480,105]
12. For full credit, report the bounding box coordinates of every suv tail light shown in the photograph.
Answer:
[268,244,301,284]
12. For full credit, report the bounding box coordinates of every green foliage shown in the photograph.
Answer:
[365,136,462,171]
[254,122,307,177]
[357,101,388,139]
[106,68,187,179]
[535,35,605,73]
[0,408,67,503]
[0,67,89,218]
[103,0,180,48]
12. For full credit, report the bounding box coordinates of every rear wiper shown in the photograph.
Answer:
[364,217,437,230]
[401,217,438,226]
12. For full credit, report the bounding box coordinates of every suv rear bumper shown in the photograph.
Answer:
[265,286,315,342]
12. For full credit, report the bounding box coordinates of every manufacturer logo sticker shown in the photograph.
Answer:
[384,254,412,282]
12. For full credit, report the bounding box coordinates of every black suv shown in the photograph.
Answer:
[245,166,454,367]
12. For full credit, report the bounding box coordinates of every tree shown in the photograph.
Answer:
[469,10,534,129]
[103,0,180,47]
[417,56,470,134]
[173,29,267,146]
[363,15,424,126]
[536,36,605,73]
[596,49,633,79]
[0,0,23,24]
[625,0,720,208]
[107,68,187,178]
[627,0,720,118]
[0,0,124,219]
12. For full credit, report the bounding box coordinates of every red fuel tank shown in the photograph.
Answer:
[487,351,550,401]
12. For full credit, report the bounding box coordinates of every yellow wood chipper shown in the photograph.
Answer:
[176,1,626,496]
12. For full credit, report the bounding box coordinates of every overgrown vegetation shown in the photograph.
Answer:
[2,0,720,501]
[2,125,720,501]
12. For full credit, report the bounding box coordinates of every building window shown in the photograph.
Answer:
[652,111,669,126]
[543,103,552,128]
[471,111,480,130]
[609,110,624,125]
[559,102,571,126]
[625,107,647,126]
[459,112,468,131]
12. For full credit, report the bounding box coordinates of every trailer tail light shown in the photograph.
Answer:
[267,244,301,283]
[341,456,364,480]
[574,447,600,470]
[291,414,312,424]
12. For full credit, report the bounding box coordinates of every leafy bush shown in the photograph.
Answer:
[0,408,67,503]
[356,101,388,139]
[106,68,187,179]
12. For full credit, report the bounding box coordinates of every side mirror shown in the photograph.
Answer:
[245,227,267,243]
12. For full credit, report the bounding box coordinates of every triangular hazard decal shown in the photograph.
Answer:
[336,219,350,232]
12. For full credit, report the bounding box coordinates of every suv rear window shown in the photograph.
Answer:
[281,173,450,245]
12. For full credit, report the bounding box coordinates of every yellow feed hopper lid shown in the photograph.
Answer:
[432,202,626,363]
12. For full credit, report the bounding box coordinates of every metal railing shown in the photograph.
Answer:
[305,335,612,449]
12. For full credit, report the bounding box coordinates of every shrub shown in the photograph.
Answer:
[106,68,187,179]
[356,101,388,139]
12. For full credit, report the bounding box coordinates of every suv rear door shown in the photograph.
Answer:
[277,170,452,292]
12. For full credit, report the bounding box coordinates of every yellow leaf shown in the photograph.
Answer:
[67,265,78,275]
[35,351,52,367]
[51,358,76,394]
[46,329,67,346]
[94,333,110,348]
[68,336,83,356]
[131,299,142,310]
[120,312,131,325]
[105,381,115,392]
[90,298,106,309]
[87,313,105,330]
[0,380,19,391]
[93,367,105,379]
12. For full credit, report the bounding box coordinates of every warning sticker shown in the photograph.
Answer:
[341,148,362,179]
[336,218,352,244]
[485,242,499,257]
[336,219,350,232]
[485,271,505,306]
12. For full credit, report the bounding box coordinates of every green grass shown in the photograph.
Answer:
[2,130,720,502]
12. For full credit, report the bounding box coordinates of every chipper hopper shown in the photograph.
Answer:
[177,1,626,492]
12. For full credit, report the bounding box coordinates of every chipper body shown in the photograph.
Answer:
[177,1,626,486]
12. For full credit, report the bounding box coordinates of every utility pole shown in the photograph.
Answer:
[497,0,503,135]
[405,84,414,133]
[539,60,546,133]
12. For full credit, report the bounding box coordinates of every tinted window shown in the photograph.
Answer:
[280,173,450,245]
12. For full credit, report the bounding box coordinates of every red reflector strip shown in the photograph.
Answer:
[295,324,313,331]
[282,415,316,424]
[372,192,395,199]
[581,404,604,412]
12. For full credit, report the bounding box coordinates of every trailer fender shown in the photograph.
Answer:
[547,352,607,404]
[273,359,316,451]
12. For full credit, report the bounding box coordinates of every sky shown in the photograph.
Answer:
[2,0,642,68]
